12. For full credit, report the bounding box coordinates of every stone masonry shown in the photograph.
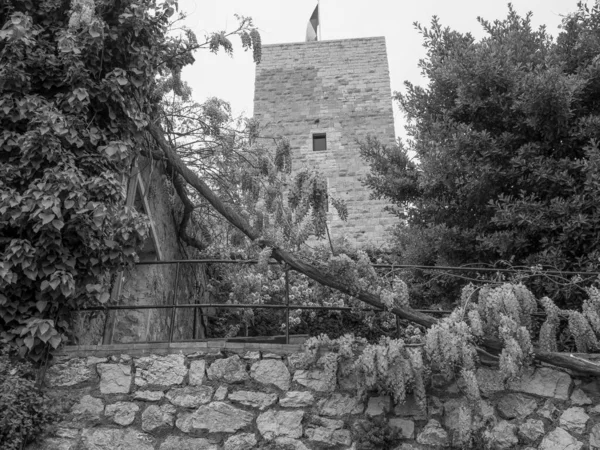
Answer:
[254,37,397,246]
[32,343,600,449]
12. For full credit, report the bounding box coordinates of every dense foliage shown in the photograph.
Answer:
[0,0,263,360]
[361,4,600,305]
[0,348,58,449]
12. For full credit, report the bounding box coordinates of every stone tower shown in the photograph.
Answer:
[253,37,397,245]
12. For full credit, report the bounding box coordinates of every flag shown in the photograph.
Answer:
[306,4,319,42]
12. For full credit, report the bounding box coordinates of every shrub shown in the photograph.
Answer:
[0,348,58,450]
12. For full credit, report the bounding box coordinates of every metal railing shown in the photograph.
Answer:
[75,259,600,346]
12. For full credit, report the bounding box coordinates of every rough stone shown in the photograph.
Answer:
[187,402,254,433]
[570,388,592,406]
[318,393,364,416]
[229,390,278,410]
[135,354,187,387]
[87,356,108,365]
[257,409,304,440]
[293,353,337,392]
[389,418,414,439]
[188,360,207,386]
[476,367,505,397]
[484,420,518,450]
[80,428,154,450]
[141,404,176,432]
[590,423,600,449]
[251,359,291,391]
[280,391,315,408]
[104,401,139,426]
[538,427,582,450]
[166,386,213,408]
[46,358,94,387]
[207,355,249,383]
[591,404,600,415]
[416,419,449,447]
[310,416,344,429]
[337,358,359,391]
[134,390,164,401]
[70,395,104,420]
[518,419,545,443]
[365,395,391,417]
[243,351,261,361]
[272,438,310,450]
[393,393,427,420]
[559,407,589,434]
[496,393,537,419]
[223,433,258,450]
[158,436,217,450]
[509,367,572,400]
[263,352,282,359]
[538,400,559,420]
[287,352,314,371]
[428,396,443,416]
[305,427,352,446]
[214,385,228,401]
[97,364,131,394]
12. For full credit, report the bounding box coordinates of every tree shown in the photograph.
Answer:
[361,4,600,306]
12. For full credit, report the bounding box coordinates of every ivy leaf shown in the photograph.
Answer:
[36,300,47,312]
[51,219,64,230]
[23,335,34,350]
[98,292,110,303]
[39,212,55,224]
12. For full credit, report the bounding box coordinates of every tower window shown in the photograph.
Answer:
[313,133,327,151]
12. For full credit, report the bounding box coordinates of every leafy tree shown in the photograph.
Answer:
[361,3,600,306]
[0,0,261,359]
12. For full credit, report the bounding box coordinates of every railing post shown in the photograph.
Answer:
[285,266,290,345]
[169,262,180,344]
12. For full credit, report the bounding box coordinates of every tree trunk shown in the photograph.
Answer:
[147,123,600,377]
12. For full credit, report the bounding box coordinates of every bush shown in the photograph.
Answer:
[0,348,58,450]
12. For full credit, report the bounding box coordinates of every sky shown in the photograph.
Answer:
[178,0,582,139]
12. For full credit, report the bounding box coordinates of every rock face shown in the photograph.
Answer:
[570,388,592,406]
[134,390,164,401]
[496,393,537,419]
[280,391,315,408]
[538,427,582,450]
[293,354,337,392]
[476,367,505,397]
[416,419,449,447]
[389,418,415,439]
[104,402,139,426]
[141,404,176,432]
[590,423,600,448]
[559,407,589,434]
[187,402,254,433]
[305,427,352,446]
[188,360,207,386]
[509,368,572,400]
[46,358,94,387]
[251,359,291,391]
[97,364,131,394]
[166,386,213,408]
[318,393,364,417]
[365,396,391,417]
[207,356,249,383]
[224,433,258,450]
[80,428,155,450]
[484,420,518,450]
[228,390,278,410]
[135,355,187,387]
[70,395,104,421]
[518,419,545,443]
[257,410,304,440]
[158,436,218,450]
[394,394,427,420]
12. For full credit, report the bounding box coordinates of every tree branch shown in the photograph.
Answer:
[146,122,600,376]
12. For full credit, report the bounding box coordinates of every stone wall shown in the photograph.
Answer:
[72,159,209,345]
[30,343,600,449]
[254,38,398,246]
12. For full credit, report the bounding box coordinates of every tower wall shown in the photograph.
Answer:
[253,37,397,245]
